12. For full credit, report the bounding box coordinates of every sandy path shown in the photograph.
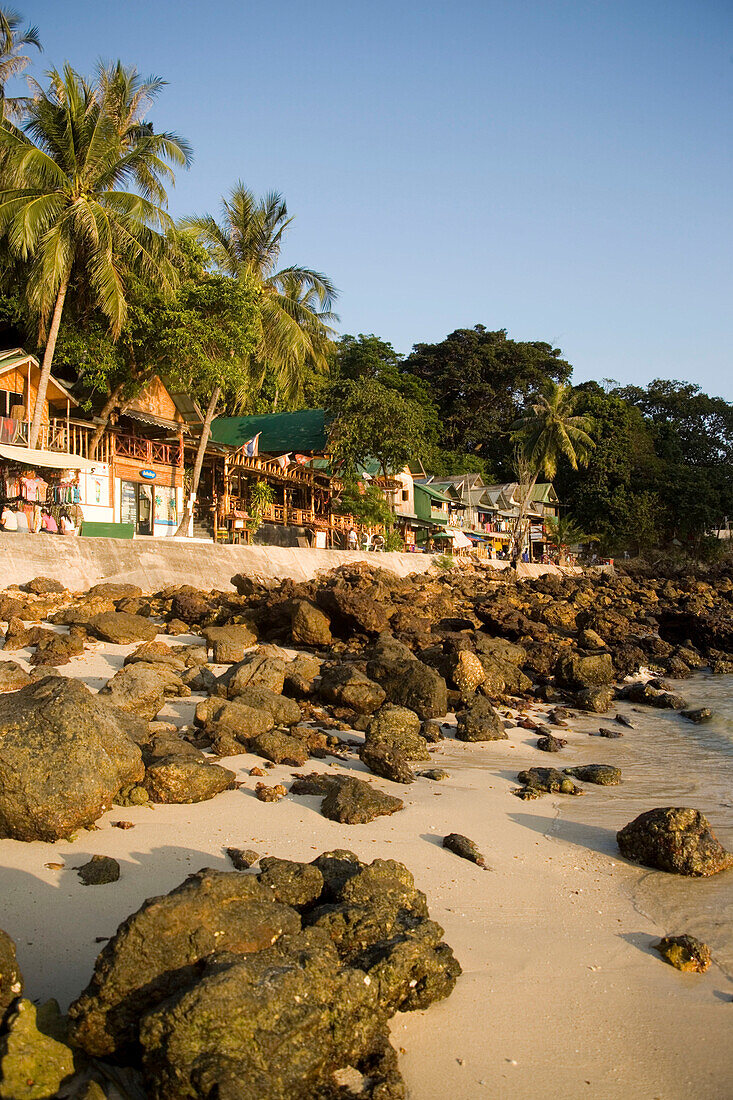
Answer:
[0,632,730,1099]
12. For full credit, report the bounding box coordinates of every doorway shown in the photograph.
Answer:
[121,480,154,535]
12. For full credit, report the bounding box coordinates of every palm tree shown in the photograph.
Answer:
[544,514,598,562]
[0,7,41,124]
[510,382,595,562]
[0,62,191,447]
[180,184,338,403]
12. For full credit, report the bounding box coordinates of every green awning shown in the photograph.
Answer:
[211,409,328,453]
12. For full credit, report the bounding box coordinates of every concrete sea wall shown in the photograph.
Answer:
[0,533,437,591]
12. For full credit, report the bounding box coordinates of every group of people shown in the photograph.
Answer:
[0,505,78,534]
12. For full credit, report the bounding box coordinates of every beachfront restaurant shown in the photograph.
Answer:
[205,409,370,547]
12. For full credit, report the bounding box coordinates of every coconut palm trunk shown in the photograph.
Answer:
[175,384,220,537]
[28,272,69,448]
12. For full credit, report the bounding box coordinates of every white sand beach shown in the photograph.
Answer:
[0,628,731,1100]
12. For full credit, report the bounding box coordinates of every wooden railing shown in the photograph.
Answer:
[0,417,181,468]
[113,433,181,467]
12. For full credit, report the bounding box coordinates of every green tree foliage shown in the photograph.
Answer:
[616,380,733,546]
[327,377,433,480]
[0,6,41,124]
[403,326,572,474]
[0,61,190,446]
[181,184,337,409]
[553,382,658,551]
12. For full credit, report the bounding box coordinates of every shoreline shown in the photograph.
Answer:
[0,627,731,1098]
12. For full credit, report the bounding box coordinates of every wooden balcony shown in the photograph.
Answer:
[0,417,181,468]
[113,433,182,467]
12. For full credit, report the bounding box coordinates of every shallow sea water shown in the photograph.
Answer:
[549,674,733,979]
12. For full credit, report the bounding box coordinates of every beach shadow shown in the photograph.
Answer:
[0,843,236,1008]
[713,989,733,1003]
[420,832,447,849]
[618,930,662,958]
[508,811,619,857]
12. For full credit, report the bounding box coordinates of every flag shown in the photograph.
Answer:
[241,433,261,458]
[276,453,291,469]
[294,453,309,465]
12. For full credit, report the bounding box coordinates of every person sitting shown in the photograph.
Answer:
[14,508,29,533]
[59,511,76,535]
[0,505,18,531]
[40,509,58,533]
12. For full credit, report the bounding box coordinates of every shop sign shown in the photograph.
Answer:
[140,469,156,481]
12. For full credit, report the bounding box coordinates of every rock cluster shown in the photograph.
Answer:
[39,852,460,1098]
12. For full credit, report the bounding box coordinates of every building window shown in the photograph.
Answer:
[0,390,22,417]
[401,489,409,501]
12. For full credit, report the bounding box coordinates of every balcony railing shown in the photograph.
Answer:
[0,417,181,468]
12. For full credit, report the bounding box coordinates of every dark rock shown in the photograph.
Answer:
[99,662,188,720]
[681,707,714,724]
[421,718,444,742]
[0,660,31,693]
[203,623,257,663]
[226,847,259,870]
[232,685,301,726]
[418,768,450,781]
[617,807,733,876]
[116,596,152,616]
[23,576,66,595]
[88,611,158,645]
[537,733,566,752]
[593,727,624,738]
[455,695,507,741]
[170,590,213,626]
[653,934,712,973]
[563,764,621,785]
[67,869,301,1056]
[620,681,688,710]
[144,757,237,803]
[0,998,75,1099]
[224,650,286,696]
[365,703,429,759]
[248,731,310,767]
[77,855,120,885]
[88,583,143,600]
[0,929,22,1026]
[258,857,324,908]
[0,678,143,841]
[29,631,84,667]
[321,776,404,824]
[290,599,332,646]
[369,658,448,719]
[512,785,543,800]
[442,833,488,868]
[283,653,321,698]
[319,665,386,714]
[614,714,635,728]
[575,686,615,713]
[555,651,615,689]
[516,767,583,796]
[359,742,415,784]
[138,932,400,1100]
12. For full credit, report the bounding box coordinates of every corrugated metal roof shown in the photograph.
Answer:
[211,409,328,453]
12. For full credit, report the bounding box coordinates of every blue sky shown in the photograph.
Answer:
[17,0,733,397]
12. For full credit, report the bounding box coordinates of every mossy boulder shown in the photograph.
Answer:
[67,869,301,1056]
[455,695,507,742]
[0,677,144,841]
[653,934,712,972]
[0,999,75,1100]
[617,807,733,876]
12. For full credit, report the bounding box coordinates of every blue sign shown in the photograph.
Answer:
[140,469,156,481]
